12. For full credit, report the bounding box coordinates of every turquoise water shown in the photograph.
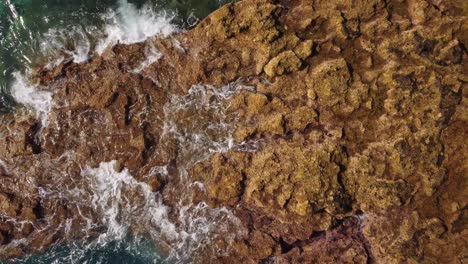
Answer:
[0,0,231,263]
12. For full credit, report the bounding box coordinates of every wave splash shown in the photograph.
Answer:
[6,81,254,263]
[37,0,176,68]
[9,0,176,127]
[2,1,257,262]
[96,0,176,55]
[10,72,53,124]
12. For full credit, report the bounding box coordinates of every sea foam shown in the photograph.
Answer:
[11,72,53,124]
[38,0,176,65]
[80,160,176,245]
[13,0,176,124]
[41,26,93,65]
[4,2,252,262]
[96,0,176,55]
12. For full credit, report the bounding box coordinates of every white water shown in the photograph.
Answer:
[37,0,176,66]
[96,0,176,55]
[132,41,163,73]
[41,26,93,65]
[74,82,253,262]
[79,161,177,245]
[3,1,257,262]
[3,81,255,263]
[10,71,53,124]
[79,82,254,261]
[163,81,257,168]
[11,0,177,125]
[74,159,244,263]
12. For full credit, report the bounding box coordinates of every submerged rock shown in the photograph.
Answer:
[0,0,467,263]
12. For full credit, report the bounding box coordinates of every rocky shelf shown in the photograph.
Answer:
[0,0,466,263]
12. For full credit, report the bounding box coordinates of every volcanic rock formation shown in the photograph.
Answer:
[0,0,467,263]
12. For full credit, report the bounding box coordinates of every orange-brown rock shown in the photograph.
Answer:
[0,0,466,263]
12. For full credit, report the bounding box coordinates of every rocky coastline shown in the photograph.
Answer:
[0,0,467,263]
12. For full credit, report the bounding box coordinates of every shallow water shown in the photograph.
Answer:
[0,0,236,263]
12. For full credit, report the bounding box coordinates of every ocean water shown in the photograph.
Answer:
[16,237,165,264]
[0,0,229,112]
[0,0,239,263]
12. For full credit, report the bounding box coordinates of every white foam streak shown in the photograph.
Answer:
[80,161,176,245]
[76,159,242,261]
[5,0,19,20]
[132,41,163,73]
[164,82,256,167]
[11,72,53,123]
[41,26,93,66]
[37,0,176,65]
[96,0,176,55]
[72,82,253,261]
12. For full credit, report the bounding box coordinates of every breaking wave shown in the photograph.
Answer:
[10,71,53,124]
[96,0,176,55]
[7,82,254,263]
[9,0,177,124]
[1,0,254,263]
[39,0,177,67]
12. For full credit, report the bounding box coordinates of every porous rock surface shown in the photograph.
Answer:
[0,0,467,263]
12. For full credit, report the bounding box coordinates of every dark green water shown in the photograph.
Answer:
[15,237,165,264]
[0,0,231,263]
[0,0,229,112]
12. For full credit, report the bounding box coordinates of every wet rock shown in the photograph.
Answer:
[0,0,467,263]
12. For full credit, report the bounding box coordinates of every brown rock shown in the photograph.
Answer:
[1,0,467,263]
[293,40,313,60]
[264,51,302,78]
